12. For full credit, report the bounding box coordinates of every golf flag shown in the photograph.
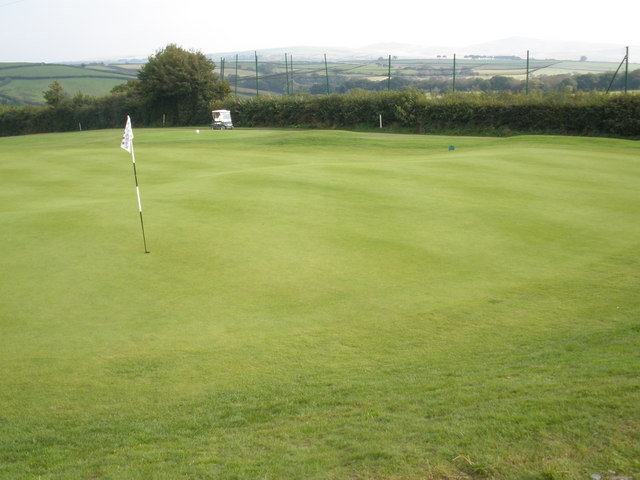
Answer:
[121,115,134,153]
[120,115,149,253]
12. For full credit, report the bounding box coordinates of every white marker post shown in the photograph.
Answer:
[121,116,150,254]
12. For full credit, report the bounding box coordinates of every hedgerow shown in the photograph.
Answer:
[216,90,640,138]
[2,90,639,138]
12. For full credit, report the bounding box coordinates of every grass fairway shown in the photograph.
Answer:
[1,129,639,480]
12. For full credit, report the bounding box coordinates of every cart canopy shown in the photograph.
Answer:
[212,110,232,123]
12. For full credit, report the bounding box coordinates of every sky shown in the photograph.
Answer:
[1,0,639,63]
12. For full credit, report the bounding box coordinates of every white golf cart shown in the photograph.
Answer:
[211,109,233,130]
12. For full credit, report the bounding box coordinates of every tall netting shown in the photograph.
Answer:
[224,51,638,96]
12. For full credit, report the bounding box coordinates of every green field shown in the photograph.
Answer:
[1,129,639,479]
[232,58,640,91]
[0,63,137,105]
[4,57,639,104]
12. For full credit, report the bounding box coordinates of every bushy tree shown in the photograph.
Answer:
[137,44,230,125]
[43,81,68,106]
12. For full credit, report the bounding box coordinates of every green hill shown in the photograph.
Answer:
[0,62,139,105]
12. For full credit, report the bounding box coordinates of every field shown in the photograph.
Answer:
[0,129,639,479]
[229,58,640,94]
[3,57,639,104]
[0,63,137,105]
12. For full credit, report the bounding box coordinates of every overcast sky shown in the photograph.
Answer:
[1,0,638,62]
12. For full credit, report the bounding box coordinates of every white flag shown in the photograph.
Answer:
[121,115,134,153]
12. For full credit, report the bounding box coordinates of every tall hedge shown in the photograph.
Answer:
[215,91,640,138]
[2,90,639,138]
[0,91,146,137]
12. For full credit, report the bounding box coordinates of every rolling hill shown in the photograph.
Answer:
[216,37,637,62]
[0,62,138,106]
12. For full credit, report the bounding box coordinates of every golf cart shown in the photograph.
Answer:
[211,109,233,130]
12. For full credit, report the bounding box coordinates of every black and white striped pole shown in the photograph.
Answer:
[121,116,150,254]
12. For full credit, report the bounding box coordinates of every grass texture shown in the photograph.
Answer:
[0,128,639,479]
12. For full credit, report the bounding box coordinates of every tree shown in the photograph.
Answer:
[575,73,600,91]
[489,76,517,91]
[559,76,578,92]
[137,44,230,125]
[43,81,68,106]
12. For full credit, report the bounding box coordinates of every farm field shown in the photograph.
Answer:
[227,58,640,94]
[3,57,639,104]
[0,63,137,105]
[0,129,639,479]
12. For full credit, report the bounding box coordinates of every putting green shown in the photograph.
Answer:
[1,129,638,479]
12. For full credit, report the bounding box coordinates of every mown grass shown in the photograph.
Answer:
[0,129,638,479]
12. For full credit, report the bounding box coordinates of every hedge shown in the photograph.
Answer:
[2,91,639,138]
[216,91,640,138]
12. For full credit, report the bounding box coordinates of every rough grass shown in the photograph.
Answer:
[0,129,638,479]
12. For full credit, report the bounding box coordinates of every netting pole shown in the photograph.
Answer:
[624,46,629,93]
[285,53,290,95]
[324,53,330,95]
[452,54,456,92]
[234,54,238,98]
[606,49,628,93]
[525,50,530,95]
[388,54,391,91]
[290,54,294,94]
[255,51,259,97]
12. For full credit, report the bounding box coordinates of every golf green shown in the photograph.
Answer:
[1,128,638,479]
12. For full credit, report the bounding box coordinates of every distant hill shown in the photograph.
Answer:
[0,63,138,106]
[462,37,633,62]
[211,38,636,62]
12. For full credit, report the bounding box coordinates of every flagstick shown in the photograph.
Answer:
[129,142,150,254]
